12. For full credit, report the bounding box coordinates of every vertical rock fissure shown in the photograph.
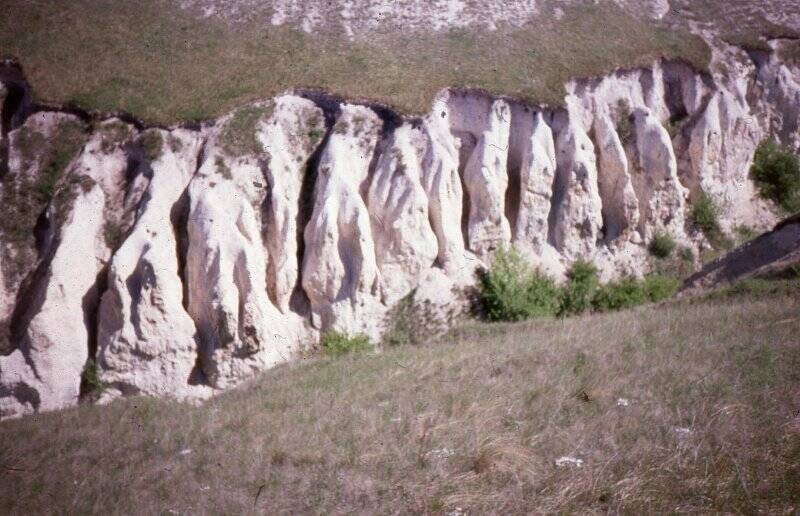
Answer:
[454,130,477,251]
[175,136,207,311]
[293,94,341,315]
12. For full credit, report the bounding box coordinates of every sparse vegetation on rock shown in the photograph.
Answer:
[138,130,163,162]
[219,104,273,157]
[689,192,725,245]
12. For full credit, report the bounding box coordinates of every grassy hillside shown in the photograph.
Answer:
[0,0,710,124]
[1,280,798,514]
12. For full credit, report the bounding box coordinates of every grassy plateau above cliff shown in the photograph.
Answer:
[0,0,715,124]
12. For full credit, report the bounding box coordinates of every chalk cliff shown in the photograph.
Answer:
[1,41,798,418]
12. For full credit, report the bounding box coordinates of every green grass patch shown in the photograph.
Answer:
[319,331,372,357]
[591,275,679,312]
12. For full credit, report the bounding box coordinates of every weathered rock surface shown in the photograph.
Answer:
[2,48,800,418]
[301,104,384,338]
[96,128,210,400]
[1,119,148,418]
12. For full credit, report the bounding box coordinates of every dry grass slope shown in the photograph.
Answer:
[0,0,710,124]
[1,281,798,514]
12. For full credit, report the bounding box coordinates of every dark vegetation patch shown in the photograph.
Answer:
[648,232,676,259]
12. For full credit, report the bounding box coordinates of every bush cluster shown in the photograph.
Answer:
[750,139,800,213]
[479,247,680,322]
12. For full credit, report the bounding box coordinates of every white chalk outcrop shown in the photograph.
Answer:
[1,119,148,418]
[2,48,800,418]
[301,104,384,338]
[96,129,210,400]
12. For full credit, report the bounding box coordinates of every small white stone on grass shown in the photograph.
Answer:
[616,398,630,407]
[555,456,584,468]
[426,448,455,459]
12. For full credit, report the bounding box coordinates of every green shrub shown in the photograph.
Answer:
[320,331,372,357]
[479,247,560,321]
[558,259,599,316]
[642,275,680,302]
[689,192,729,248]
[750,139,800,213]
[592,277,649,312]
[81,360,106,395]
[592,275,679,312]
[648,232,676,259]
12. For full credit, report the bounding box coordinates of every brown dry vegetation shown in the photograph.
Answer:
[1,280,798,514]
[0,0,710,124]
